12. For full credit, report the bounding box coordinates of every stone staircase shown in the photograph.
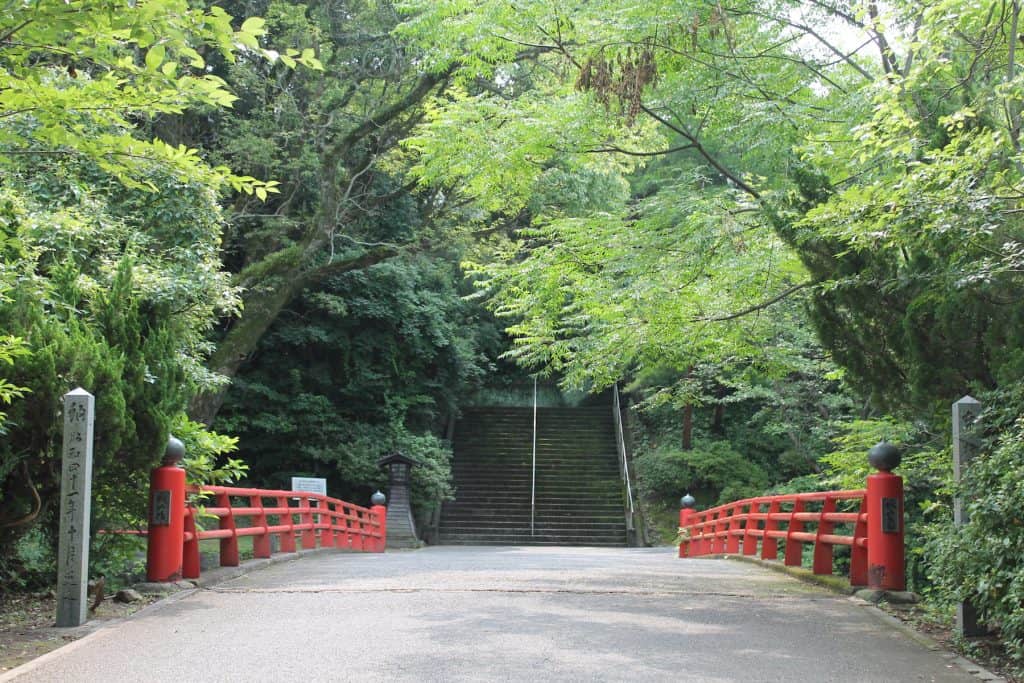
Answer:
[438,406,627,546]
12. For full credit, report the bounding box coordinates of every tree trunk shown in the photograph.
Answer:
[711,403,725,436]
[681,403,693,451]
[681,365,694,450]
[188,244,397,425]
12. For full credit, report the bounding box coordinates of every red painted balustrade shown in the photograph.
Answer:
[146,440,387,582]
[179,485,386,580]
[678,452,905,591]
[679,490,868,580]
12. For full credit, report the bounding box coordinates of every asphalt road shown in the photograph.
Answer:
[4,546,983,682]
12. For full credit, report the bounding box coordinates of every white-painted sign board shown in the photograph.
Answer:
[291,477,327,497]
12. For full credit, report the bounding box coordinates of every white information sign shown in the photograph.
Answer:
[291,477,327,497]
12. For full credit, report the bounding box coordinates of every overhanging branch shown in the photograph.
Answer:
[692,282,812,322]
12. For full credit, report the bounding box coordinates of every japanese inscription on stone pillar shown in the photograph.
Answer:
[952,395,983,526]
[56,388,94,627]
[952,395,986,638]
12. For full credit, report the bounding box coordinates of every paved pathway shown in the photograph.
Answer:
[5,546,981,682]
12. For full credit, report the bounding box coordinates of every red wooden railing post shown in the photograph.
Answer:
[299,495,316,550]
[725,503,741,554]
[218,491,239,567]
[784,499,805,567]
[338,503,352,549]
[277,495,297,553]
[743,501,759,556]
[761,499,780,560]
[319,499,336,548]
[252,495,271,559]
[812,495,837,575]
[850,497,869,586]
[182,506,200,579]
[866,442,905,591]
[712,509,726,553]
[351,509,365,551]
[698,511,711,555]
[678,494,696,558]
[370,490,387,552]
[146,437,187,582]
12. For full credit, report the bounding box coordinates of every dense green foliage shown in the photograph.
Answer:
[0,0,290,192]
[214,255,494,511]
[1,0,1023,666]
[392,0,1024,662]
[0,0,273,591]
[181,0,456,423]
[928,391,1024,660]
[0,158,239,589]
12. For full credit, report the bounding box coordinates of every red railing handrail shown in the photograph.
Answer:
[678,478,903,590]
[147,461,389,583]
[177,484,386,579]
[187,483,376,511]
[679,485,872,589]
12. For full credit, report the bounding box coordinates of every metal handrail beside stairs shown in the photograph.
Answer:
[613,383,635,531]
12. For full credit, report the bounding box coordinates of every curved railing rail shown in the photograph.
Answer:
[180,485,385,580]
[679,490,868,585]
[145,439,387,583]
[678,446,906,592]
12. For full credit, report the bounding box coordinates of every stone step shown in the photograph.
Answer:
[450,489,624,500]
[443,505,625,516]
[452,476,623,486]
[448,500,624,509]
[437,533,627,546]
[437,525,623,532]
[452,470,621,480]
[442,404,626,547]
[438,527,626,538]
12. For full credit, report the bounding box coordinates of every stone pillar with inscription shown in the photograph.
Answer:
[377,452,419,549]
[953,395,988,637]
[56,388,95,627]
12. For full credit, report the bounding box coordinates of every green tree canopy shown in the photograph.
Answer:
[394,0,1024,414]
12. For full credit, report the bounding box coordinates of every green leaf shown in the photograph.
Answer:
[145,44,166,72]
[240,17,266,36]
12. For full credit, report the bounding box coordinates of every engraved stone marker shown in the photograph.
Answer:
[952,396,983,526]
[56,388,94,627]
[953,395,986,638]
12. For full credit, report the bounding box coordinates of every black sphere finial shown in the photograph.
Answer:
[868,441,901,472]
[680,494,696,509]
[163,435,185,466]
[371,490,387,506]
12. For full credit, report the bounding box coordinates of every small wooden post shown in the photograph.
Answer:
[56,388,95,627]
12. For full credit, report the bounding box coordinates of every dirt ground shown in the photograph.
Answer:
[880,600,1022,683]
[0,592,158,674]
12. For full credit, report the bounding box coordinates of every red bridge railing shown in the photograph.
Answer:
[145,439,386,583]
[678,442,905,591]
[179,485,385,579]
